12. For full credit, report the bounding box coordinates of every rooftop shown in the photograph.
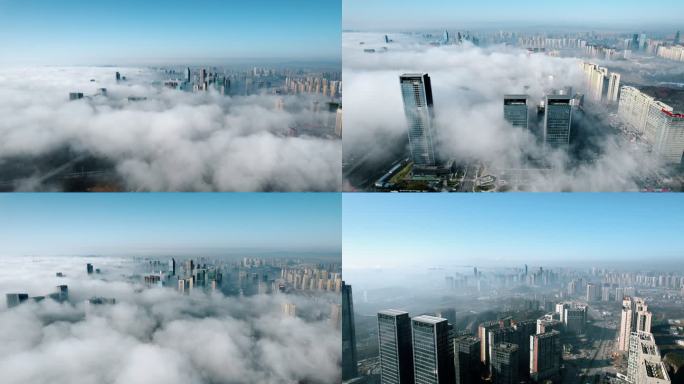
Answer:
[639,86,684,113]
[378,309,409,317]
[412,315,447,324]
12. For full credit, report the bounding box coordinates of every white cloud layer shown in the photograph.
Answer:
[0,67,341,191]
[343,32,667,191]
[0,256,341,384]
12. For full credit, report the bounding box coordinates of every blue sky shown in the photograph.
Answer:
[0,193,341,257]
[343,193,684,269]
[0,0,341,65]
[344,0,684,30]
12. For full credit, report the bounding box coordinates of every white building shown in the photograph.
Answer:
[617,86,684,164]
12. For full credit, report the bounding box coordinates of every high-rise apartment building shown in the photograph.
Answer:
[617,86,684,164]
[619,297,653,351]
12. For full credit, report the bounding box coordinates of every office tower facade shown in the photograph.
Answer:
[169,258,176,276]
[530,330,561,381]
[628,331,671,384]
[564,306,587,333]
[185,67,191,83]
[504,95,529,129]
[6,293,29,308]
[55,285,69,302]
[618,86,684,164]
[454,335,481,384]
[619,297,653,351]
[491,342,519,384]
[488,327,518,369]
[514,320,536,380]
[544,95,573,146]
[342,282,359,380]
[411,315,454,384]
[399,73,436,166]
[377,310,414,384]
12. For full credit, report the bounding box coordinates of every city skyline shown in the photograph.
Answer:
[343,194,684,269]
[0,193,341,257]
[343,0,684,30]
[0,0,341,65]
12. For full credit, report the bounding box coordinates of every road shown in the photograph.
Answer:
[458,163,479,192]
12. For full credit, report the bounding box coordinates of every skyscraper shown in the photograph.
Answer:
[619,297,653,351]
[377,310,414,384]
[514,319,536,379]
[564,306,587,333]
[86,263,94,274]
[488,327,518,370]
[399,73,436,167]
[411,315,454,384]
[544,95,573,146]
[675,30,681,45]
[6,293,29,308]
[530,330,561,381]
[185,67,191,83]
[169,258,176,276]
[491,342,519,384]
[342,282,359,380]
[454,335,480,384]
[503,95,529,129]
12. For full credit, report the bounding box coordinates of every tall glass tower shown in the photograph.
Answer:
[503,95,529,129]
[400,73,436,167]
[342,282,358,380]
[411,315,454,384]
[544,95,573,147]
[378,310,414,384]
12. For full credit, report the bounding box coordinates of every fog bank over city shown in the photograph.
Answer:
[342,32,683,191]
[0,256,341,384]
[0,67,341,191]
